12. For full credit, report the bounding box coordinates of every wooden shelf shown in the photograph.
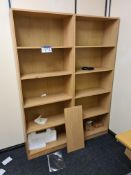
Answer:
[21,71,72,80]
[83,107,109,119]
[18,46,73,79]
[75,88,110,99]
[11,9,119,159]
[85,126,108,139]
[18,46,115,49]
[27,113,65,134]
[28,132,66,159]
[76,15,119,21]
[76,68,112,75]
[17,46,73,50]
[24,93,72,108]
[12,9,74,17]
[76,46,115,48]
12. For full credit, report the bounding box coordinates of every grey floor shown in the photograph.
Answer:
[0,134,131,175]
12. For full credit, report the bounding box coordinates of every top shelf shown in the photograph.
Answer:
[13,9,119,49]
[12,9,119,21]
[17,46,73,50]
[12,9,74,18]
[76,45,115,48]
[76,14,119,21]
[17,46,115,50]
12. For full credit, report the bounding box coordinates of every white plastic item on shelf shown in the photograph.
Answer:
[44,128,57,143]
[28,129,57,150]
[41,93,47,97]
[34,115,48,125]
[28,132,46,150]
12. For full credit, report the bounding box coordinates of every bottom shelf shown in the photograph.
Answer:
[24,93,72,108]
[27,127,107,160]
[83,107,109,119]
[85,126,108,140]
[28,132,66,160]
[84,113,109,139]
[27,114,109,159]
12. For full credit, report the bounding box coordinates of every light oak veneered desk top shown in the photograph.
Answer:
[116,130,131,150]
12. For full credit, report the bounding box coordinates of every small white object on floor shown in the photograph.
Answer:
[0,169,6,175]
[34,115,48,125]
[41,93,47,97]
[2,156,13,165]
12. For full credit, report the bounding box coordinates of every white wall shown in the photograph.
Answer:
[77,0,105,16]
[0,0,24,149]
[11,0,74,13]
[110,0,131,133]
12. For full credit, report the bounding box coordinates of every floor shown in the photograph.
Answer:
[0,134,131,175]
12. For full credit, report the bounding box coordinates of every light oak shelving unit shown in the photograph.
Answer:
[10,9,119,159]
[75,15,119,142]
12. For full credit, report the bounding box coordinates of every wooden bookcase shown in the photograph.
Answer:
[75,15,119,141]
[10,9,119,159]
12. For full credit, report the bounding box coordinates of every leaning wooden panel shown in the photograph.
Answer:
[125,148,131,160]
[64,106,85,152]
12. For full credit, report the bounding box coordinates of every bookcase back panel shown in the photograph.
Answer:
[18,49,72,75]
[76,96,98,109]
[103,20,120,46]
[76,94,110,111]
[76,20,104,46]
[22,76,71,99]
[100,71,113,90]
[76,47,116,70]
[84,114,109,131]
[76,18,119,46]
[76,74,100,91]
[14,14,73,47]
[28,124,66,142]
[76,48,102,70]
[63,48,74,71]
[102,48,116,68]
[76,72,113,91]
[52,125,65,133]
[25,101,70,119]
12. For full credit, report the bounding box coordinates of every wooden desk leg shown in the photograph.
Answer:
[125,148,131,160]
